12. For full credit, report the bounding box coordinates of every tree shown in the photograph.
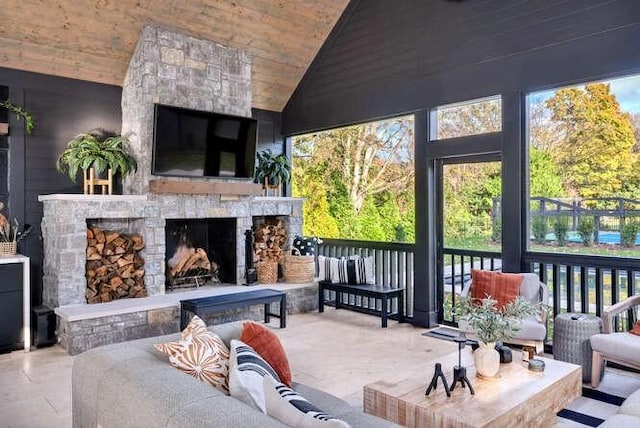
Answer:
[292,116,415,242]
[545,83,638,198]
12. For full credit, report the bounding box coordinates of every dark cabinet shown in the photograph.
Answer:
[0,262,24,352]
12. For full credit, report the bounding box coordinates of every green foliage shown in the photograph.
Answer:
[291,116,415,243]
[455,296,539,344]
[621,221,638,247]
[546,83,638,199]
[553,217,569,246]
[254,149,291,186]
[0,100,35,134]
[56,131,137,183]
[577,217,595,246]
[532,217,548,244]
[529,147,564,197]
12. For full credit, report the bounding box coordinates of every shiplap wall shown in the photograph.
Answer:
[283,0,640,134]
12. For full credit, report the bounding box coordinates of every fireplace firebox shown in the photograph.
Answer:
[165,218,236,289]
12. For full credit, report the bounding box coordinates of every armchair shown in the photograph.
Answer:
[590,295,640,387]
[460,272,550,353]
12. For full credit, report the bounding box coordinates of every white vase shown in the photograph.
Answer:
[474,342,500,377]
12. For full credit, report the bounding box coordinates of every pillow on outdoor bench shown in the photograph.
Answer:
[318,255,374,285]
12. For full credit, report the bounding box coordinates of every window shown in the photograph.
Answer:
[292,115,415,242]
[527,74,640,256]
[431,95,502,140]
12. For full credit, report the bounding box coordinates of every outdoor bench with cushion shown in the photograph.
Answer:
[315,254,405,327]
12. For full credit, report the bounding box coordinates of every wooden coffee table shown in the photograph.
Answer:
[363,350,581,428]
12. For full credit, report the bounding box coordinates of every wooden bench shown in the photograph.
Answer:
[180,289,287,330]
[318,280,404,328]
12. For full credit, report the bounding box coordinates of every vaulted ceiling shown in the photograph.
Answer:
[0,0,349,111]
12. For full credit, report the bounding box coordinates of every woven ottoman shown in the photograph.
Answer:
[553,312,603,382]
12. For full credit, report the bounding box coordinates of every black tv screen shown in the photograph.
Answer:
[152,104,258,179]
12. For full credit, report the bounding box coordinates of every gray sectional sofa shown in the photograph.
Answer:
[72,320,396,427]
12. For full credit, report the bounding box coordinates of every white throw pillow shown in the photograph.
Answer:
[228,339,280,413]
[263,376,351,427]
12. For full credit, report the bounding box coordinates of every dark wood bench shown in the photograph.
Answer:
[318,280,404,328]
[180,289,287,330]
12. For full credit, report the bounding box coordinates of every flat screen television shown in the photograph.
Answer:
[152,104,258,179]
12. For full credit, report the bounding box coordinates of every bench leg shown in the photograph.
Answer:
[398,291,405,323]
[318,286,325,313]
[180,308,188,330]
[264,303,270,324]
[381,296,388,328]
[280,294,287,328]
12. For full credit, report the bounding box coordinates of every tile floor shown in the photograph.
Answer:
[1,309,639,427]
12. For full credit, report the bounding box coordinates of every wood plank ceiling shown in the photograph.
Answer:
[0,0,349,112]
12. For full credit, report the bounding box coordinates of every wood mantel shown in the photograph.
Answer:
[148,179,263,196]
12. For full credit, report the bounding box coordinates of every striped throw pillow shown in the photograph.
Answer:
[228,339,280,413]
[263,376,350,427]
[337,258,368,285]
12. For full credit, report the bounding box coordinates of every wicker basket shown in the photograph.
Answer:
[0,241,16,256]
[256,261,279,284]
[283,250,315,283]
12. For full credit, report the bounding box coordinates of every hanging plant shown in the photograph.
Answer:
[0,100,35,134]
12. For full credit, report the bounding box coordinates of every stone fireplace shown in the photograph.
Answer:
[38,24,275,308]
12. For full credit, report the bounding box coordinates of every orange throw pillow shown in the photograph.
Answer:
[630,321,640,336]
[471,270,523,308]
[241,321,292,386]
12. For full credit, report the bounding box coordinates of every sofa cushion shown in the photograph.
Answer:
[512,318,547,341]
[155,316,230,394]
[619,388,640,417]
[229,339,280,413]
[471,270,523,308]
[263,376,350,427]
[242,321,292,386]
[599,414,640,428]
[591,332,640,364]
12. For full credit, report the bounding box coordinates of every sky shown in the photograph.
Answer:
[529,73,640,113]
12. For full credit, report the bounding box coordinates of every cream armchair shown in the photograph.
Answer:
[460,273,550,353]
[590,295,640,387]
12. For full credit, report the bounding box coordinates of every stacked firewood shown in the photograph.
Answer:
[253,219,287,264]
[86,227,146,303]
[167,245,214,279]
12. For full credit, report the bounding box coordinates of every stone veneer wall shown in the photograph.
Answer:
[58,284,318,355]
[121,25,252,195]
[39,194,303,309]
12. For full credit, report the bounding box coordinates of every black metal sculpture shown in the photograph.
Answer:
[449,335,475,395]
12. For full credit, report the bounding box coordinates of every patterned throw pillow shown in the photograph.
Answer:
[228,339,281,413]
[263,376,351,428]
[241,321,292,386]
[292,236,322,256]
[471,269,523,308]
[154,315,230,394]
[630,320,640,336]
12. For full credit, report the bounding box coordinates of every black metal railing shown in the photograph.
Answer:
[317,238,415,318]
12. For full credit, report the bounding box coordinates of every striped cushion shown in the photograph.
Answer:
[263,376,350,427]
[154,315,230,394]
[228,339,280,413]
[318,255,374,285]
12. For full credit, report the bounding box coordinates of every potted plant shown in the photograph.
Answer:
[0,100,35,135]
[56,130,137,192]
[455,296,538,377]
[254,149,291,196]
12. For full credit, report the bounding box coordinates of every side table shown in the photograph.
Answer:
[553,312,602,382]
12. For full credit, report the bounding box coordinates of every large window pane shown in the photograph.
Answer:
[292,115,415,242]
[527,74,640,257]
[432,95,502,140]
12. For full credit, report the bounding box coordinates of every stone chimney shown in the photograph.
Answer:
[120,25,252,194]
